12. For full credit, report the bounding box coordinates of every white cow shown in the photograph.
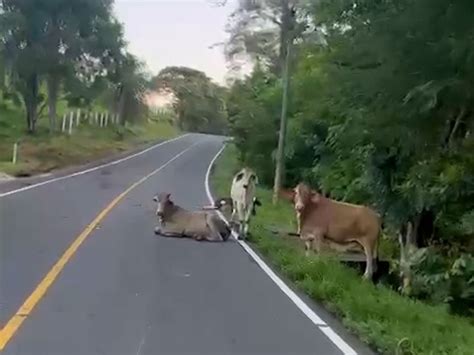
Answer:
[230,167,259,240]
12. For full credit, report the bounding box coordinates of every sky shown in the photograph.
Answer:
[113,0,238,85]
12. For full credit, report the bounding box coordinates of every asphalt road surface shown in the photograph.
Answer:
[0,133,374,355]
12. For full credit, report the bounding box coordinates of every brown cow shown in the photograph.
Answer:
[281,183,381,279]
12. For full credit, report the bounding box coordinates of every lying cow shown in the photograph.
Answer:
[230,168,259,240]
[153,193,231,242]
[281,182,381,279]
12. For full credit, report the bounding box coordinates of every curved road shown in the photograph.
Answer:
[0,134,373,355]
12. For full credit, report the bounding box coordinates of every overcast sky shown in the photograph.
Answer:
[113,0,237,85]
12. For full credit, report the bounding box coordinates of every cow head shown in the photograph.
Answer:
[202,197,233,211]
[153,192,173,224]
[234,167,258,190]
[293,183,321,212]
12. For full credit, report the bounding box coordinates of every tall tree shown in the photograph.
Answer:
[152,67,227,134]
[1,0,48,132]
[42,0,121,131]
[223,0,304,203]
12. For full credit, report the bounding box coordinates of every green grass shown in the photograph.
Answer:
[211,144,474,355]
[0,104,179,177]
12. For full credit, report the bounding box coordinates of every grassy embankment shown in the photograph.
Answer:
[0,102,178,177]
[210,144,474,355]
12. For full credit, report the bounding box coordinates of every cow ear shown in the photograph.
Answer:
[166,193,171,201]
[310,192,321,204]
[279,189,294,201]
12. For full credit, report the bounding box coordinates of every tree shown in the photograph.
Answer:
[0,0,125,133]
[108,53,149,125]
[41,0,120,131]
[0,0,49,132]
[222,0,307,203]
[152,67,227,134]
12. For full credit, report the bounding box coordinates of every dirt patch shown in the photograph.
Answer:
[0,171,14,182]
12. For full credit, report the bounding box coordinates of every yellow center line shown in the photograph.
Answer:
[0,142,200,350]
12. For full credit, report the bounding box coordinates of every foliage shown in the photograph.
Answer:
[224,0,308,74]
[0,101,178,176]
[0,0,147,133]
[392,248,474,317]
[152,66,227,134]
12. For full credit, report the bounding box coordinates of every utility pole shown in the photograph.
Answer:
[272,3,295,205]
[272,39,292,204]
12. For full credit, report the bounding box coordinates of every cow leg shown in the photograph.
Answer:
[237,203,246,240]
[243,205,253,236]
[302,232,321,257]
[296,211,301,235]
[304,240,312,257]
[231,200,237,223]
[372,237,379,274]
[206,215,224,241]
[360,238,375,279]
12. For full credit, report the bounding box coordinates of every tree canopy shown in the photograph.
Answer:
[0,0,148,132]
[152,66,227,134]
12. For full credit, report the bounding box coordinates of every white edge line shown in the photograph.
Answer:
[204,143,358,355]
[0,134,190,198]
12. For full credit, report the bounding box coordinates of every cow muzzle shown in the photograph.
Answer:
[295,203,304,212]
[156,211,164,223]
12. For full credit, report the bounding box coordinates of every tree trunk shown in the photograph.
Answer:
[272,38,292,205]
[117,86,127,125]
[446,107,465,149]
[23,73,39,134]
[47,75,59,133]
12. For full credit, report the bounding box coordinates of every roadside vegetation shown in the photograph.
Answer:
[0,1,227,178]
[211,144,474,355]
[219,0,474,326]
[0,102,177,177]
[208,0,474,352]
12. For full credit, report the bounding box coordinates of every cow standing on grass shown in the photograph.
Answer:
[281,182,381,279]
[230,167,259,240]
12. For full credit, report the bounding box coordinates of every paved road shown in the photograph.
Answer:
[0,134,373,355]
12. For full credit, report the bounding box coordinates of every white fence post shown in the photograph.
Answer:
[68,111,74,135]
[104,112,109,127]
[61,113,67,132]
[95,112,99,125]
[76,109,81,126]
[12,142,18,164]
